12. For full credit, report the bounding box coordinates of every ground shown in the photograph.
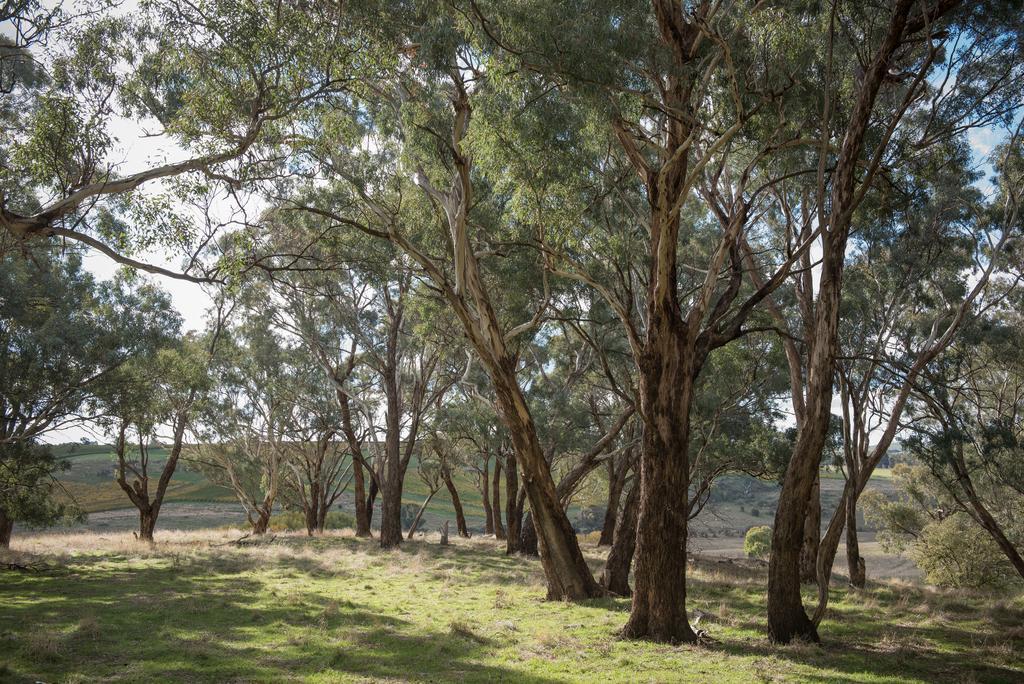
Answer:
[2,530,1021,683]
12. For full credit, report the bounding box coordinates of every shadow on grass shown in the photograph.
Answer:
[0,544,559,684]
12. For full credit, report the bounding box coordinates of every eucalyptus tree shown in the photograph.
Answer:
[0,249,177,445]
[104,336,209,541]
[263,215,460,550]
[194,304,297,535]
[465,0,836,640]
[901,316,1024,581]
[0,440,80,548]
[274,5,609,596]
[0,0,386,282]
[279,364,352,536]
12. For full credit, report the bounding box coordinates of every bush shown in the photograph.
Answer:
[911,515,1016,589]
[744,525,772,560]
[269,510,355,532]
[750,508,760,518]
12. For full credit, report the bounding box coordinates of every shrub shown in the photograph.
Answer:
[744,525,772,560]
[750,508,760,518]
[269,510,355,532]
[911,515,1016,589]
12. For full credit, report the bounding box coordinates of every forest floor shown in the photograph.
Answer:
[2,530,1021,683]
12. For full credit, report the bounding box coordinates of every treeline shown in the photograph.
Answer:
[1,0,1023,647]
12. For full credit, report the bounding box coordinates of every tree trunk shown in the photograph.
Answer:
[442,467,470,538]
[601,481,639,596]
[505,453,521,554]
[799,475,821,583]
[845,495,865,588]
[379,480,403,549]
[407,489,438,539]
[366,477,378,531]
[599,463,626,546]
[0,508,13,549]
[481,458,493,535]
[252,508,271,535]
[138,507,156,543]
[353,459,371,537]
[519,510,539,557]
[491,458,506,540]
[622,334,699,643]
[491,363,602,599]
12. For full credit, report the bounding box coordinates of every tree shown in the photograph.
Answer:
[0,0,383,282]
[0,440,81,548]
[194,303,294,535]
[103,332,209,542]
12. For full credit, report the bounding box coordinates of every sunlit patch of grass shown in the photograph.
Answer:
[1,530,1022,683]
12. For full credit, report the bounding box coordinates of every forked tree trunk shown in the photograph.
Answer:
[799,476,821,583]
[481,459,493,535]
[251,508,271,535]
[0,508,13,549]
[600,482,639,596]
[491,458,506,540]
[767,0,920,644]
[442,467,470,538]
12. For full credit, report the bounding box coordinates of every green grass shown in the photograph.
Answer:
[1,531,1022,683]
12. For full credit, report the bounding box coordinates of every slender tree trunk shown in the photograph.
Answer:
[491,458,506,540]
[442,467,470,537]
[481,458,493,535]
[353,460,371,537]
[505,453,521,554]
[601,481,639,596]
[366,478,378,531]
[599,463,626,546]
[845,494,865,588]
[0,508,13,549]
[799,475,821,583]
[407,489,438,539]
[490,365,603,599]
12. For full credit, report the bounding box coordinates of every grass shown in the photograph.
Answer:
[2,530,1022,683]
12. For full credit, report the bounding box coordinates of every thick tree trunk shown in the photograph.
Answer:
[0,508,13,549]
[379,481,403,549]
[138,508,156,542]
[624,351,698,643]
[353,460,371,537]
[481,459,493,535]
[251,508,271,535]
[442,468,470,538]
[601,481,639,596]
[505,453,521,554]
[491,458,506,540]
[799,475,821,583]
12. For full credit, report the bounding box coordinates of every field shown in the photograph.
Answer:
[1,530,1022,683]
